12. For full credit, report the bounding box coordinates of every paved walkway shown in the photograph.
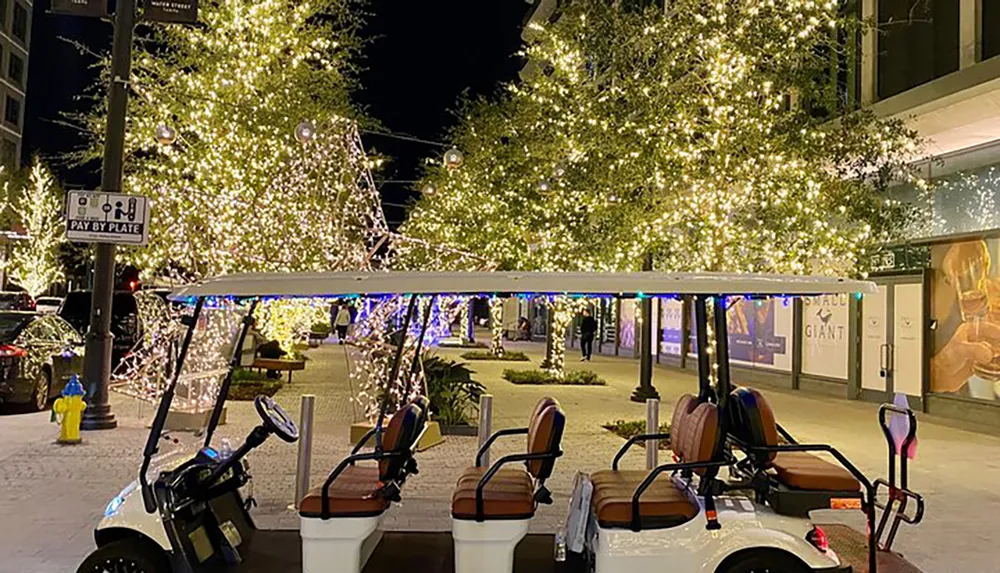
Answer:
[1,340,998,572]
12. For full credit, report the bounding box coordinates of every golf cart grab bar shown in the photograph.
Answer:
[351,427,379,454]
[319,450,406,520]
[612,432,672,470]
[474,450,563,522]
[775,423,797,445]
[475,427,529,467]
[629,453,735,532]
[731,439,875,491]
[877,403,918,489]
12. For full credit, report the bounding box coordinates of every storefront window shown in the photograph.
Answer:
[877,0,959,99]
[896,161,1000,241]
[984,0,1000,61]
[931,240,1000,402]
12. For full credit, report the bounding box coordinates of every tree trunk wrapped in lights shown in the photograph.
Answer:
[489,297,505,356]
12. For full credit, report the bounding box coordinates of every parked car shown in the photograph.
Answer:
[58,291,142,371]
[35,296,63,315]
[0,291,35,311]
[0,312,85,411]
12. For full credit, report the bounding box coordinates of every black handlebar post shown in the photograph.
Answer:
[712,296,732,407]
[695,296,711,401]
[140,297,205,514]
[405,295,436,399]
[629,455,734,532]
[475,427,529,467]
[376,294,419,451]
[205,299,259,448]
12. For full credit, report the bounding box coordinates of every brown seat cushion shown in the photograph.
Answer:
[669,394,698,458]
[590,470,698,529]
[771,452,861,492]
[299,465,390,518]
[452,466,535,520]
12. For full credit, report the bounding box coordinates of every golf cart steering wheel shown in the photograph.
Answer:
[254,396,299,443]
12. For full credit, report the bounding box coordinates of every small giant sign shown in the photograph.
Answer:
[66,191,151,246]
[51,0,108,18]
[144,0,198,24]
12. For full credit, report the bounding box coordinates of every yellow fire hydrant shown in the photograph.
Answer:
[52,375,86,445]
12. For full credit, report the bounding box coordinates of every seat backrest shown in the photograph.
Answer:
[530,396,558,425]
[526,404,566,480]
[379,403,422,481]
[728,387,779,461]
[677,402,722,476]
[670,394,699,458]
[409,395,430,430]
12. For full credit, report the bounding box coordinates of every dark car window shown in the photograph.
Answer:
[0,293,27,310]
[0,313,33,343]
[59,291,141,341]
[20,315,83,346]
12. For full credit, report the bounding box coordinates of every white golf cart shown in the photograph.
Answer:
[76,271,924,573]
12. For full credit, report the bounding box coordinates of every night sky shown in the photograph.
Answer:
[23,1,534,228]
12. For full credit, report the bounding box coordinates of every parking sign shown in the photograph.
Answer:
[66,191,151,246]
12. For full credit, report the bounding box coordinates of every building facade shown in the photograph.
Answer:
[0,0,29,169]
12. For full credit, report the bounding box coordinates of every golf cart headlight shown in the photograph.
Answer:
[105,495,124,517]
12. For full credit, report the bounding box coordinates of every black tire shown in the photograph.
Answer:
[77,538,171,573]
[29,368,51,412]
[716,550,811,573]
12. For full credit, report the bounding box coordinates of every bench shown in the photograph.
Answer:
[251,358,305,383]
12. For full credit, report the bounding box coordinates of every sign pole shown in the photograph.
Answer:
[82,0,136,430]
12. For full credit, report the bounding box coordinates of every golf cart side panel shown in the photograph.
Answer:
[594,504,839,572]
[98,479,172,551]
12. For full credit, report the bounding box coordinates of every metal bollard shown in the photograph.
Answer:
[646,398,659,470]
[477,394,494,467]
[294,394,316,509]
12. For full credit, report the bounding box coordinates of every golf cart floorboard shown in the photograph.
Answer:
[820,524,923,573]
[236,531,579,573]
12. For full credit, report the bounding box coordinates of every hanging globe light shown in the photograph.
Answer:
[295,121,317,143]
[422,184,436,195]
[552,162,567,179]
[154,124,177,146]
[444,148,465,169]
[538,179,553,193]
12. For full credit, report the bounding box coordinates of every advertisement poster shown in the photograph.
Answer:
[619,300,636,351]
[660,299,684,355]
[801,293,850,379]
[727,298,792,371]
[930,239,1000,401]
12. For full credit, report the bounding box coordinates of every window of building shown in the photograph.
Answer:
[0,0,8,31]
[877,0,959,99]
[11,1,26,43]
[4,94,20,127]
[1,138,15,168]
[7,53,22,86]
[985,0,1000,61]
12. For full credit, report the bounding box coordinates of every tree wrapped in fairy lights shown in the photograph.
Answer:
[6,162,66,298]
[75,0,386,278]
[405,0,926,374]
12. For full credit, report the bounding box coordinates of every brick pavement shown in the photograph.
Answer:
[1,340,998,572]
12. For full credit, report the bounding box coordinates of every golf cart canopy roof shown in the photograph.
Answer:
[169,271,876,300]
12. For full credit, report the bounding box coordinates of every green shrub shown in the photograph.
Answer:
[602,419,672,450]
[502,369,607,386]
[311,322,332,337]
[228,368,284,400]
[423,356,486,426]
[460,350,530,362]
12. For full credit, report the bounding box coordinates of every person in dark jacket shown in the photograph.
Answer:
[580,308,598,361]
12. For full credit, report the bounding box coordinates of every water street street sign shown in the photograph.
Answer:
[66,191,151,246]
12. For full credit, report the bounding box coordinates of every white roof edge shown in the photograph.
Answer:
[169,271,876,300]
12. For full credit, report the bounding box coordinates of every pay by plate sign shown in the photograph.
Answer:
[66,191,151,246]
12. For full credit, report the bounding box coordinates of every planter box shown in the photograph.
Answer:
[350,420,446,451]
[440,424,479,436]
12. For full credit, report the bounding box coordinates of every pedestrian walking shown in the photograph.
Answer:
[580,308,597,361]
[334,302,352,344]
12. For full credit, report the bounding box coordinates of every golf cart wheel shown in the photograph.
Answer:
[77,538,170,573]
[717,550,810,573]
[30,368,51,412]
